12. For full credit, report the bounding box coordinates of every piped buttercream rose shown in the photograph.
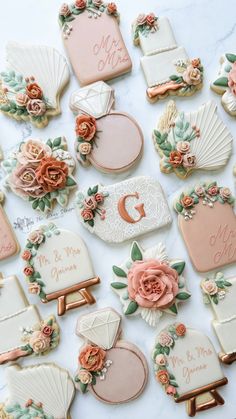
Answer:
[79,345,106,372]
[228,62,236,95]
[202,280,218,296]
[107,2,117,14]
[15,92,29,107]
[26,83,43,100]
[29,331,51,353]
[17,139,52,165]
[183,65,202,86]
[27,99,47,116]
[35,157,68,193]
[9,165,45,198]
[75,115,96,141]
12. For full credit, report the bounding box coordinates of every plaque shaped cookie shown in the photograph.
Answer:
[174,181,236,272]
[0,363,75,419]
[59,1,132,86]
[111,241,190,327]
[0,191,19,261]
[75,176,172,243]
[0,274,59,364]
[211,53,236,117]
[152,323,228,416]
[201,273,236,364]
[132,13,203,102]
[22,223,100,316]
[74,307,148,403]
[153,101,232,179]
[0,43,70,128]
[2,136,77,214]
[70,81,143,173]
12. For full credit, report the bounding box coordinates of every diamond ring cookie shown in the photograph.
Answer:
[22,222,100,316]
[174,182,236,272]
[132,12,203,102]
[59,1,132,86]
[111,241,190,327]
[153,101,232,179]
[0,191,19,261]
[0,273,59,364]
[0,43,70,128]
[70,81,143,173]
[2,136,77,214]
[0,363,75,419]
[152,323,228,416]
[74,307,148,403]
[75,176,172,243]
[211,53,236,117]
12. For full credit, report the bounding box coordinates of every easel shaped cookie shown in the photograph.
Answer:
[0,274,59,364]
[75,307,148,403]
[152,323,228,417]
[0,191,19,261]
[59,1,132,86]
[22,222,100,315]
[201,273,236,364]
[0,363,75,419]
[153,101,232,179]
[211,53,236,117]
[75,176,172,243]
[174,181,236,272]
[70,81,143,173]
[111,241,190,327]
[132,12,203,102]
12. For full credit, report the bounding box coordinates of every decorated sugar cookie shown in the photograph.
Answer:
[75,307,148,403]
[174,182,236,272]
[2,136,76,214]
[201,273,236,364]
[59,1,132,86]
[70,81,143,173]
[152,323,228,416]
[0,43,70,128]
[0,191,19,261]
[75,176,172,243]
[132,12,203,102]
[211,53,236,117]
[0,274,59,364]
[0,363,75,418]
[153,101,232,179]
[111,241,190,327]
[22,223,100,316]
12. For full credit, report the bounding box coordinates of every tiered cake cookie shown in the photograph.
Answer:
[211,53,236,117]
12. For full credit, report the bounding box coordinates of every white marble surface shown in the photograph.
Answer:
[0,0,236,418]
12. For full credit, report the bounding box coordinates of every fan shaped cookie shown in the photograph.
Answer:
[70,81,143,173]
[0,43,70,128]
[75,307,148,403]
[0,191,19,261]
[211,53,236,117]
[153,101,232,178]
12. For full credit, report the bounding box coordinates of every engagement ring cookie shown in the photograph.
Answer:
[70,81,143,173]
[211,53,236,117]
[152,323,228,416]
[201,273,236,365]
[0,274,59,364]
[0,43,70,128]
[111,241,190,327]
[153,101,232,179]
[59,1,132,86]
[75,307,148,403]
[174,182,236,272]
[0,191,19,261]
[2,136,76,214]
[132,12,203,102]
[22,223,100,315]
[75,176,172,243]
[0,363,75,419]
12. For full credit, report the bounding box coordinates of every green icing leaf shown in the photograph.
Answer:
[66,176,76,187]
[92,185,98,194]
[131,242,143,261]
[32,199,39,210]
[125,301,139,315]
[213,76,229,87]
[175,202,183,213]
[111,282,127,289]
[80,382,88,393]
[53,137,62,148]
[87,219,94,227]
[112,265,127,277]
[169,304,178,314]
[226,53,236,63]
[176,292,190,300]
[38,200,45,212]
[171,261,185,275]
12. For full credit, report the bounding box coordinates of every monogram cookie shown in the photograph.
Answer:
[0,191,19,261]
[59,1,132,85]
[211,53,236,117]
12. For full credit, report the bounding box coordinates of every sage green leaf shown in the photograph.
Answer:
[213,76,229,87]
[111,282,127,289]
[91,375,96,385]
[38,200,45,212]
[112,265,127,277]
[80,382,88,393]
[92,185,98,194]
[164,346,170,355]
[175,202,183,213]
[53,137,62,147]
[87,187,93,196]
[226,53,236,63]
[125,301,139,315]
[224,281,232,286]
[171,261,185,275]
[131,242,143,261]
[169,304,178,314]
[176,292,190,300]
[66,177,76,187]
[32,199,39,209]
[87,219,94,227]
[170,75,179,81]
[46,138,53,148]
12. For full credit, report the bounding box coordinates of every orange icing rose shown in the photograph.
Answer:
[181,196,194,208]
[107,2,117,14]
[79,345,106,372]
[156,370,169,384]
[169,151,183,167]
[75,115,96,141]
[21,250,32,261]
[26,83,43,99]
[35,157,68,193]
[175,323,186,336]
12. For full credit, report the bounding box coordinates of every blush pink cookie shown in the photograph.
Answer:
[0,192,19,261]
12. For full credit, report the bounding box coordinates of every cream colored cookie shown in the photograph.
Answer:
[211,53,236,117]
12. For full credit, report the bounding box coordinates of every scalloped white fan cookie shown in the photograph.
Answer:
[153,101,232,178]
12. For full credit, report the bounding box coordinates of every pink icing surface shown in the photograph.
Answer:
[0,207,18,261]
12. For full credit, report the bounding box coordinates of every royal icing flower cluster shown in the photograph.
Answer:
[2,400,51,419]
[201,273,232,305]
[76,185,109,227]
[133,13,158,43]
[169,58,203,91]
[213,53,236,96]
[20,316,59,356]
[75,114,98,163]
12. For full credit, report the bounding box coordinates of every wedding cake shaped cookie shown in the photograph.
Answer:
[0,274,59,364]
[132,12,203,102]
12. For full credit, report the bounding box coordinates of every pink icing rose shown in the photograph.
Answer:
[220,187,231,200]
[136,13,147,26]
[81,208,94,221]
[17,139,52,165]
[155,354,166,366]
[94,193,104,203]
[78,142,92,155]
[176,141,190,154]
[74,0,86,9]
[158,332,173,347]
[29,331,51,353]
[201,280,217,296]
[146,13,156,27]
[15,93,29,107]
[182,153,196,168]
[228,62,236,95]
[59,3,71,16]
[166,385,177,396]
[84,196,97,210]
[77,369,93,384]
[28,282,41,294]
[27,99,47,116]
[127,259,179,309]
[9,165,45,198]
[183,65,202,86]
[194,185,205,197]
[207,185,219,196]
[21,250,32,261]
[92,0,103,6]
[23,266,34,276]
[28,229,44,245]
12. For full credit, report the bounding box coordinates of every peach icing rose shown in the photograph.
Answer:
[155,354,166,366]
[28,282,40,294]
[156,370,169,384]
[79,345,106,372]
[17,139,51,165]
[75,115,96,141]
[59,3,71,16]
[26,83,43,100]
[169,151,183,167]
[23,266,34,276]
[175,323,186,336]
[201,280,218,296]
[158,332,173,347]
[207,185,219,196]
[182,153,196,168]
[181,196,194,208]
[28,229,44,244]
[78,370,93,384]
[136,14,146,26]
[15,92,29,107]
[9,165,45,198]
[35,157,68,193]
[84,196,97,210]
[191,58,201,68]
[21,250,32,261]
[92,0,103,7]
[228,62,236,95]
[107,2,117,14]
[75,0,86,9]
[81,208,94,221]
[146,13,156,26]
[27,99,47,116]
[176,141,190,154]
[195,185,205,196]
[183,65,202,86]
[166,385,177,395]
[127,259,179,309]
[78,142,92,155]
[220,187,231,200]
[29,331,51,353]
